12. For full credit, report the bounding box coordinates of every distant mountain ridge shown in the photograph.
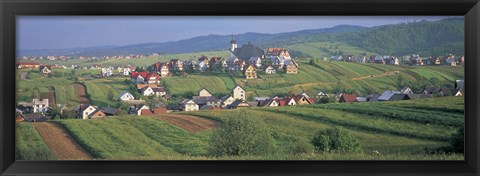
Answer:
[18,18,464,57]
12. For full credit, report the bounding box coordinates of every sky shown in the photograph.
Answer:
[17,16,460,51]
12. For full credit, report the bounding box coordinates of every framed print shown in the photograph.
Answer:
[1,0,479,176]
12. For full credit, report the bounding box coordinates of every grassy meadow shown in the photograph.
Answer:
[16,123,56,160]
[16,96,464,160]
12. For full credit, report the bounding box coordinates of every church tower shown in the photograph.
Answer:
[230,36,237,52]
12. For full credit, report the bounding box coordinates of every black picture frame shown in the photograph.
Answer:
[1,0,479,175]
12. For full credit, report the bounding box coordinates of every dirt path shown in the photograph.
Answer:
[72,83,90,104]
[33,122,93,160]
[156,114,220,133]
[293,70,399,88]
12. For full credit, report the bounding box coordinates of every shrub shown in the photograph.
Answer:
[208,112,275,156]
[289,139,315,155]
[311,127,362,153]
[450,126,464,153]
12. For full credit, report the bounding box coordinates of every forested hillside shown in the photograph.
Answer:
[19,18,463,57]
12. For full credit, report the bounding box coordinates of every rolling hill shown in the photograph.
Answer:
[16,96,464,160]
[18,18,464,57]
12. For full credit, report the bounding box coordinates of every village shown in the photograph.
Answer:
[15,38,465,122]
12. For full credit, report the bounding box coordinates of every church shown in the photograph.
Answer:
[229,37,265,60]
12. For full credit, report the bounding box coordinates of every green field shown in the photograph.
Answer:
[14,96,463,160]
[16,123,56,160]
[16,58,464,107]
[287,42,377,58]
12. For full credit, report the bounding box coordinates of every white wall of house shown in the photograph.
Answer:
[232,86,246,100]
[82,106,96,119]
[142,87,155,96]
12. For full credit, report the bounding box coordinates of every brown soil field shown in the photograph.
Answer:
[157,114,220,133]
[73,83,89,104]
[34,122,93,160]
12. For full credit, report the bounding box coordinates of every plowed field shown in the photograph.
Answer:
[34,122,93,160]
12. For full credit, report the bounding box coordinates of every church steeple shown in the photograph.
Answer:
[230,36,237,52]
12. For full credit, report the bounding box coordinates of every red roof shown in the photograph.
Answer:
[131,72,160,80]
[153,107,167,114]
[141,109,154,116]
[340,94,357,102]
[274,98,286,106]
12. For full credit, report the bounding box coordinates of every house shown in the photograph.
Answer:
[100,107,118,116]
[284,60,298,74]
[152,62,172,77]
[101,67,113,77]
[221,95,236,107]
[168,59,184,72]
[76,104,97,119]
[194,96,222,108]
[152,87,167,97]
[209,57,223,69]
[141,109,154,116]
[378,91,401,101]
[136,84,158,90]
[198,88,213,97]
[183,99,199,111]
[283,97,297,106]
[88,109,107,119]
[182,60,194,71]
[226,56,240,69]
[17,102,33,114]
[266,48,291,60]
[455,79,464,90]
[435,57,442,65]
[455,88,464,96]
[366,94,381,102]
[421,86,451,96]
[388,94,409,101]
[194,60,207,72]
[39,65,52,76]
[153,107,167,114]
[130,72,161,84]
[356,97,367,102]
[140,86,155,96]
[32,98,49,113]
[230,41,265,60]
[265,66,276,74]
[118,91,135,101]
[270,56,284,69]
[400,87,414,94]
[248,57,262,68]
[233,60,247,71]
[291,94,314,105]
[22,113,50,122]
[244,64,257,79]
[129,104,149,115]
[231,85,246,100]
[16,114,26,122]
[259,98,279,107]
[339,94,358,103]
[228,100,251,109]
[16,62,41,69]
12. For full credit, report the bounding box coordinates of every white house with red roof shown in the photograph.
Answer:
[130,72,161,84]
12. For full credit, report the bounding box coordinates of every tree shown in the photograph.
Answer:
[71,69,76,76]
[311,127,362,153]
[61,109,77,119]
[449,126,464,153]
[208,112,275,156]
